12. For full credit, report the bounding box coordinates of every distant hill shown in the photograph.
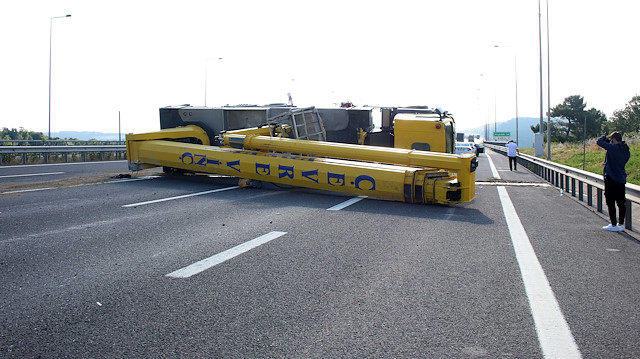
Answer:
[459,117,557,148]
[52,131,122,141]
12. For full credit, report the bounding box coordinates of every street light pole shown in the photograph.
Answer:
[546,0,552,159]
[515,55,519,145]
[536,0,545,156]
[49,14,71,139]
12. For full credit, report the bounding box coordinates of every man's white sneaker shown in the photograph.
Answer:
[617,224,626,232]
[602,224,619,231]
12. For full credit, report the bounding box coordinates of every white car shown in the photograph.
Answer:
[455,142,476,155]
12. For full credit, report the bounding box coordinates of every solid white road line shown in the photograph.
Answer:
[1,175,160,194]
[486,152,500,178]
[108,175,161,184]
[476,182,551,187]
[0,160,127,169]
[327,196,367,211]
[166,231,287,278]
[0,171,64,179]
[487,152,581,357]
[2,187,55,194]
[498,186,581,358]
[122,186,239,208]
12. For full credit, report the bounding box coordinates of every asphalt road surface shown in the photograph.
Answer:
[1,151,638,358]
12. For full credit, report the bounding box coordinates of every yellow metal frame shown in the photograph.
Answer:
[221,133,475,203]
[127,125,476,204]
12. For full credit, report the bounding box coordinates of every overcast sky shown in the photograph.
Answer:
[1,0,639,136]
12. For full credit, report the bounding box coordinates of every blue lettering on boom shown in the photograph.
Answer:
[353,175,376,190]
[256,163,270,175]
[180,152,194,165]
[328,172,345,186]
[227,160,241,172]
[302,169,319,183]
[279,165,294,179]
[179,152,375,192]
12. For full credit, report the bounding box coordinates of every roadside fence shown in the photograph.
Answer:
[0,145,127,165]
[486,142,639,232]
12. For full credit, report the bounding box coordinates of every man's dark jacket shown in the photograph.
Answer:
[597,135,630,183]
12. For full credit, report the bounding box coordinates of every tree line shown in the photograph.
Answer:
[1,127,47,141]
[531,95,640,142]
[0,127,79,142]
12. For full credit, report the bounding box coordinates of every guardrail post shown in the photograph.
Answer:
[571,178,576,197]
[597,188,603,213]
[626,200,633,231]
[578,181,584,202]
[587,185,593,206]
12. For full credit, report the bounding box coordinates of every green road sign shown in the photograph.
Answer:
[493,132,511,137]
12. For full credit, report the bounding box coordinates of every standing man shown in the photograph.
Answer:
[505,140,519,171]
[597,131,631,232]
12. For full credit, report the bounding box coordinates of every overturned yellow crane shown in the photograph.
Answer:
[126,117,477,205]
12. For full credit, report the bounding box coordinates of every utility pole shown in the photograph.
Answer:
[535,0,544,156]
[546,0,552,159]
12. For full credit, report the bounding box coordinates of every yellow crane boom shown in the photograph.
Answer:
[126,125,476,205]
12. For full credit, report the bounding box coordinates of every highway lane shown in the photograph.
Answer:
[0,151,638,358]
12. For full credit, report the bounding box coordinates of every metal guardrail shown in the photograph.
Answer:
[0,145,127,165]
[486,143,639,232]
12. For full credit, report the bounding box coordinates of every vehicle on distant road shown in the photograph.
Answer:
[455,141,476,155]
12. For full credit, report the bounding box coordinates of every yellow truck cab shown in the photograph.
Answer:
[365,107,456,154]
[393,113,455,153]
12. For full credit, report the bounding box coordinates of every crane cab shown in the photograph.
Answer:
[393,113,455,154]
